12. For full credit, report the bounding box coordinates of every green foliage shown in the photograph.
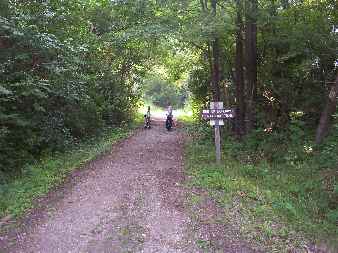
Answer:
[168,0,338,138]
[0,125,136,218]
[258,1,337,128]
[187,66,210,103]
[183,120,338,251]
[143,79,187,108]
[315,119,338,169]
[0,1,149,176]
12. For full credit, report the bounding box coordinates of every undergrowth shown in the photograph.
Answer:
[0,115,143,220]
[183,119,338,252]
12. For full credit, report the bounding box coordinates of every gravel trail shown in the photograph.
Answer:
[0,118,257,253]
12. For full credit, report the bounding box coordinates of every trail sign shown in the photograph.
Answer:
[202,102,235,163]
[202,109,234,120]
[202,108,234,126]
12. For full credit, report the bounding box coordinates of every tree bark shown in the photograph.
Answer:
[211,37,221,101]
[315,74,338,144]
[235,0,245,137]
[210,0,221,101]
[207,43,213,83]
[200,0,206,11]
[245,0,258,132]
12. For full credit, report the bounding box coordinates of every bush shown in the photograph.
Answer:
[185,119,338,249]
[0,10,140,178]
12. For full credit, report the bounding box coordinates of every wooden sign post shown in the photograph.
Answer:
[202,102,234,164]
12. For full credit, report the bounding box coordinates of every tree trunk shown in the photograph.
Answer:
[207,43,213,77]
[211,37,221,101]
[245,0,258,132]
[210,0,221,101]
[200,0,206,11]
[315,74,338,144]
[235,0,245,137]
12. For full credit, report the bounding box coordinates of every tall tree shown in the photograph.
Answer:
[315,74,338,144]
[211,0,221,101]
[245,0,258,132]
[235,0,245,137]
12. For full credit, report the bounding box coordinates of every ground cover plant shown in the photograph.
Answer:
[0,117,142,220]
[183,119,338,252]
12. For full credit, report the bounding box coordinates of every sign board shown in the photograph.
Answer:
[201,102,234,126]
[202,109,234,119]
[201,102,235,163]
[202,109,234,126]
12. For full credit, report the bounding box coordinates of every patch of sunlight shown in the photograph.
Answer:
[304,145,313,154]
[138,101,192,120]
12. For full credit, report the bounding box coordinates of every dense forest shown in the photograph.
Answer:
[0,0,337,250]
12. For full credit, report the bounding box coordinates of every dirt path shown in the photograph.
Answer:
[1,118,257,253]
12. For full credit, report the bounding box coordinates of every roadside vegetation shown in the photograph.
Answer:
[176,1,337,251]
[183,118,338,252]
[0,117,142,220]
[0,2,147,182]
[1,1,337,251]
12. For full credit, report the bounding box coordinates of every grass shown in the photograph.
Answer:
[0,116,143,220]
[182,120,338,252]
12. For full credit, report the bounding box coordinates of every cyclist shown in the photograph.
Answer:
[165,105,173,130]
[144,106,151,129]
